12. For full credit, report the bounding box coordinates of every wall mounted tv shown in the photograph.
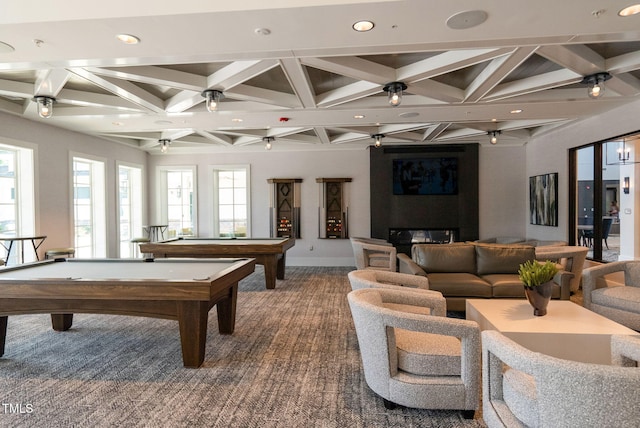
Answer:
[392,157,458,195]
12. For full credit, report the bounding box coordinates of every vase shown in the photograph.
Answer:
[524,281,553,316]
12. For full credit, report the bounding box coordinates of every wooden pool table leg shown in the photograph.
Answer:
[216,283,238,334]
[276,253,286,280]
[263,256,278,289]
[177,300,209,368]
[0,316,7,356]
[51,314,73,331]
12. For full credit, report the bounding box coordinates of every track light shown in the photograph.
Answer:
[371,133,385,148]
[488,130,501,145]
[159,139,171,154]
[382,82,407,107]
[581,72,611,99]
[33,96,55,118]
[201,89,224,112]
[263,136,274,150]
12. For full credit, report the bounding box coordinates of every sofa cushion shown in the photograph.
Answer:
[395,329,461,376]
[474,244,535,275]
[481,274,527,298]
[412,244,476,274]
[591,286,640,313]
[427,273,492,298]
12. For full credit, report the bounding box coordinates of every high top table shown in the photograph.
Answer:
[466,299,639,364]
[0,235,47,265]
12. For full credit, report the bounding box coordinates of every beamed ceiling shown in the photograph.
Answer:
[1,1,640,153]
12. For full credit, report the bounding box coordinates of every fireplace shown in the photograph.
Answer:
[389,228,458,256]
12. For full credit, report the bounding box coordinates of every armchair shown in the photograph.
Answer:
[482,330,640,428]
[347,287,481,418]
[350,237,397,271]
[582,261,640,330]
[534,245,588,294]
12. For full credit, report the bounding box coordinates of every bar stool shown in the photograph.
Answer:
[130,237,151,258]
[45,247,76,260]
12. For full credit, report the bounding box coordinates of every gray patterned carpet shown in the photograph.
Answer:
[0,266,486,427]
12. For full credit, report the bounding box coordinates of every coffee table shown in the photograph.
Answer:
[466,299,639,364]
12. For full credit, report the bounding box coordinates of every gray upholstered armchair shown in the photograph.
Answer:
[482,330,640,428]
[534,245,588,294]
[348,269,430,291]
[582,260,640,330]
[347,287,481,418]
[350,237,397,271]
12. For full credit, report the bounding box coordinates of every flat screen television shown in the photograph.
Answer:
[392,157,458,195]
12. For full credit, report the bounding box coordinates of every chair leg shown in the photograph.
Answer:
[383,398,397,410]
[462,410,475,419]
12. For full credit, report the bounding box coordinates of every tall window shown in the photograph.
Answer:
[213,165,249,237]
[118,163,143,257]
[158,167,196,238]
[72,156,106,257]
[0,143,35,263]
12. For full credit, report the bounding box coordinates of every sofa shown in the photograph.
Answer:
[476,237,568,247]
[398,243,572,311]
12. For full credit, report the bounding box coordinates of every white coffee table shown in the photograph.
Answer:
[466,299,639,364]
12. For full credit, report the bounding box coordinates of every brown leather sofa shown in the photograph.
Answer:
[398,243,572,311]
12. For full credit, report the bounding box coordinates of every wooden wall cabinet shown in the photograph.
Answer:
[316,178,351,239]
[268,178,302,238]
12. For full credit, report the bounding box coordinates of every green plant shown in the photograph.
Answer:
[518,260,559,288]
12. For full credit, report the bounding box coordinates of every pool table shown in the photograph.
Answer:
[140,237,295,289]
[0,257,256,368]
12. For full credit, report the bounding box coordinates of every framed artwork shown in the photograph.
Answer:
[529,172,558,226]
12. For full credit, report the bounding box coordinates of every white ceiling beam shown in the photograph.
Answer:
[407,80,464,103]
[84,66,207,91]
[165,90,202,113]
[279,58,316,108]
[423,123,451,141]
[606,51,640,74]
[397,48,514,82]
[224,84,299,108]
[160,129,194,141]
[465,47,538,102]
[194,130,233,146]
[483,68,583,101]
[313,127,330,145]
[606,73,640,96]
[301,56,395,85]
[536,44,605,75]
[207,60,279,90]
[316,81,380,107]
[0,79,34,98]
[68,68,165,113]
[331,132,370,144]
[34,69,71,97]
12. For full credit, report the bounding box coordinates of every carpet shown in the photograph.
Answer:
[0,266,486,427]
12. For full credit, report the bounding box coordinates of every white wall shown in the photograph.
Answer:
[0,112,148,258]
[148,149,370,266]
[525,98,640,243]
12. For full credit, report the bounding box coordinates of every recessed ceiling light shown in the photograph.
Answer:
[0,41,15,53]
[112,121,124,126]
[232,118,243,122]
[254,28,271,36]
[116,34,140,44]
[619,4,640,16]
[510,109,523,114]
[352,20,374,32]
[446,10,488,30]
[354,114,365,119]
[399,112,419,118]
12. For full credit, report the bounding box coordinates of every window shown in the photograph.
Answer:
[0,142,35,263]
[158,166,196,238]
[118,163,143,257]
[72,155,106,257]
[213,165,249,237]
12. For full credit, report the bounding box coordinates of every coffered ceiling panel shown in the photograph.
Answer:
[0,1,639,153]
